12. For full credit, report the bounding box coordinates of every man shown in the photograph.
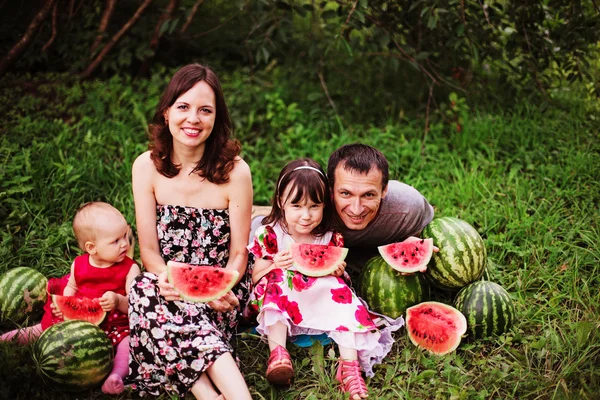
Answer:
[326,143,434,276]
[250,143,434,276]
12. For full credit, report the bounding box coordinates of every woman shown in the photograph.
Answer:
[125,63,253,400]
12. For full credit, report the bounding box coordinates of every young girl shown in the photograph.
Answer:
[0,202,140,395]
[248,158,401,400]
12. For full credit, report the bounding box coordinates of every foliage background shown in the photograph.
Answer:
[0,1,599,399]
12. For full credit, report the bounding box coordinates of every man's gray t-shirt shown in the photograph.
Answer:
[332,180,434,248]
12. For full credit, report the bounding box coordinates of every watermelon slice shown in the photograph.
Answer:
[166,261,239,303]
[405,301,467,356]
[378,237,433,273]
[290,243,348,277]
[52,295,106,326]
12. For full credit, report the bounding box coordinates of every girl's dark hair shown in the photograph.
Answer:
[149,63,240,183]
[263,158,332,236]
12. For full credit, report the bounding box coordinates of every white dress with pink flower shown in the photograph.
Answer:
[247,223,403,377]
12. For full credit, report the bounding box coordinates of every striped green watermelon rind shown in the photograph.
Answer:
[52,295,106,326]
[358,256,428,319]
[453,281,515,339]
[33,320,113,391]
[377,237,433,273]
[422,217,487,290]
[0,267,48,325]
[406,301,467,356]
[167,261,239,303]
[291,243,348,277]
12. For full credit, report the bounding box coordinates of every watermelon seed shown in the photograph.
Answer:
[401,251,405,256]
[420,239,424,244]
[404,259,408,263]
[411,253,415,257]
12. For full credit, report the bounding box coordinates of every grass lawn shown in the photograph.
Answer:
[0,72,598,399]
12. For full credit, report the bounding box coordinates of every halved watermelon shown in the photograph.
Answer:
[166,261,239,303]
[52,295,106,326]
[378,237,433,273]
[290,243,348,277]
[405,301,467,356]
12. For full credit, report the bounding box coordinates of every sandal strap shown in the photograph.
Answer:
[267,345,291,365]
[338,359,368,396]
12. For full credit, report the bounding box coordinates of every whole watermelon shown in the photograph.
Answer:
[33,320,114,391]
[454,281,515,339]
[358,256,428,319]
[422,217,487,290]
[0,267,48,325]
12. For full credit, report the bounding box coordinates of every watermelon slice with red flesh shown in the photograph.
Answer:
[405,301,467,356]
[166,261,239,303]
[290,243,348,277]
[378,237,434,273]
[52,295,106,326]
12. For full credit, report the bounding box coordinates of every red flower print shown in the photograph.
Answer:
[331,231,344,247]
[263,225,278,254]
[254,280,266,297]
[267,268,284,283]
[292,273,317,292]
[264,283,283,305]
[355,305,376,329]
[277,295,290,311]
[248,240,263,258]
[336,276,346,285]
[331,286,353,304]
[285,300,303,325]
[336,325,349,331]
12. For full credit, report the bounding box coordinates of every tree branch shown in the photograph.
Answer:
[42,1,59,53]
[180,0,205,33]
[139,0,179,76]
[318,69,339,117]
[421,83,434,156]
[81,0,153,79]
[0,0,57,76]
[90,0,117,57]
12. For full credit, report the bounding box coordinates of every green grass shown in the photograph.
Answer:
[0,70,598,399]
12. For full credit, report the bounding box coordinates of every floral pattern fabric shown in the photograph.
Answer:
[125,205,252,398]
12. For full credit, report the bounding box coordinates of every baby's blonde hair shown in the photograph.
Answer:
[72,202,124,250]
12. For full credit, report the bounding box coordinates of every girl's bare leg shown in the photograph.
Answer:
[0,323,42,344]
[101,337,129,394]
[267,321,288,350]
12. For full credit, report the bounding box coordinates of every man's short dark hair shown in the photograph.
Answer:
[327,143,389,190]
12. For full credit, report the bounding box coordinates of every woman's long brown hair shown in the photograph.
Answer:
[148,63,240,183]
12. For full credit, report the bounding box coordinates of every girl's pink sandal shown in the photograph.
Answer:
[266,345,294,385]
[335,359,368,399]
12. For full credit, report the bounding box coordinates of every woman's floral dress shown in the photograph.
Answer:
[247,223,402,377]
[125,205,252,398]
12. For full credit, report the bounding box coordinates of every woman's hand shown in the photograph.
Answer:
[208,291,239,312]
[99,291,119,311]
[331,261,346,277]
[273,250,293,270]
[157,270,182,301]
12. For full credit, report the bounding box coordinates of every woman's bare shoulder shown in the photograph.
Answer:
[231,156,251,179]
[133,151,155,171]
